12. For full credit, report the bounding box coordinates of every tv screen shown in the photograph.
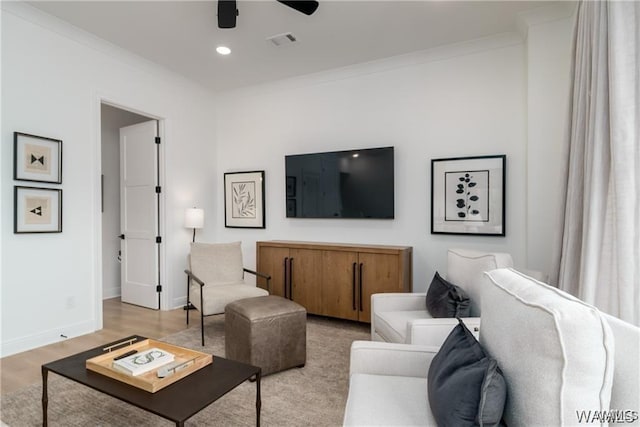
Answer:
[285,147,394,219]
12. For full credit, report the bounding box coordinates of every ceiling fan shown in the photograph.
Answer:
[218,0,319,29]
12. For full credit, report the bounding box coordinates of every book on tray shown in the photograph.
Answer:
[112,348,174,376]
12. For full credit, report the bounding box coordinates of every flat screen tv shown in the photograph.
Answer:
[285,147,394,219]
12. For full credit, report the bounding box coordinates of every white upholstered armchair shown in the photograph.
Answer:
[184,241,270,345]
[370,248,513,346]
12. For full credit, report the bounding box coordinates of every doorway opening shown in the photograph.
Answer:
[100,103,163,310]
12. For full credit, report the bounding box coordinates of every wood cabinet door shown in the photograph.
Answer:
[321,250,359,321]
[257,246,290,298]
[358,252,400,322]
[289,248,323,315]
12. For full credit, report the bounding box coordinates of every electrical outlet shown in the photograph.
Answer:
[66,296,75,309]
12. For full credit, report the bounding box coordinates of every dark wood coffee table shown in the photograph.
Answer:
[41,335,261,426]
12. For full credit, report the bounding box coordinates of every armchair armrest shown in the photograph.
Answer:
[349,341,439,378]
[371,292,427,313]
[184,269,204,287]
[243,268,272,293]
[371,293,429,341]
[407,317,480,346]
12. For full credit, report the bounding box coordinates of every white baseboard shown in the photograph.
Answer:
[103,286,121,300]
[0,319,96,358]
[173,296,188,310]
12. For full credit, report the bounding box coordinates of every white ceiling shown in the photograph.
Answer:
[28,1,554,93]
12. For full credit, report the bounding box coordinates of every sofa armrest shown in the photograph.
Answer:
[371,293,430,341]
[407,317,480,346]
[349,341,439,378]
[372,293,427,312]
[602,313,640,412]
[517,268,548,283]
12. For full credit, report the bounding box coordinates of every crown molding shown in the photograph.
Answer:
[516,2,578,39]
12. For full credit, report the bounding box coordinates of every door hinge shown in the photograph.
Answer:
[155,136,161,144]
[156,285,162,292]
[156,236,162,243]
[155,186,162,194]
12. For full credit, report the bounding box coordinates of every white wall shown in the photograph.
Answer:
[521,6,576,278]
[100,104,151,299]
[0,2,575,357]
[1,3,217,357]
[214,34,530,291]
[213,7,575,292]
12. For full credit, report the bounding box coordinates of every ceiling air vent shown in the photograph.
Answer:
[267,32,297,47]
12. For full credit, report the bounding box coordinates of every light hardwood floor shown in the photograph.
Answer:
[0,298,190,395]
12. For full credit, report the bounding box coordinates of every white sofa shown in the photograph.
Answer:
[371,248,513,346]
[344,268,640,426]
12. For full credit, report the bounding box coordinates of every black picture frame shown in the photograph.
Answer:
[431,155,505,236]
[224,170,266,229]
[286,198,296,217]
[14,132,63,184]
[14,186,63,233]
[286,176,296,197]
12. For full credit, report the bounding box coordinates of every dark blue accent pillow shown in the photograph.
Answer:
[426,272,471,318]
[427,319,507,427]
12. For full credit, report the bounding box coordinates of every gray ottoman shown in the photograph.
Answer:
[225,295,306,376]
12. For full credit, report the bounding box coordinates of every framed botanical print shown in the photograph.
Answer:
[14,132,63,184]
[14,186,63,233]
[224,171,265,229]
[431,155,505,236]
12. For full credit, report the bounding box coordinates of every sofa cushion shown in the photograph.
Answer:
[343,374,437,426]
[480,268,614,426]
[426,272,471,318]
[447,249,513,316]
[428,320,506,427]
[190,283,268,315]
[374,309,431,343]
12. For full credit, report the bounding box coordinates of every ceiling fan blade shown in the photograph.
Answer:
[218,0,238,29]
[277,1,319,16]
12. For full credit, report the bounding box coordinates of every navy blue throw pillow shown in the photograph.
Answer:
[427,319,507,427]
[425,272,471,318]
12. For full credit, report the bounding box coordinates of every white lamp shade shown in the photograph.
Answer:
[184,208,204,229]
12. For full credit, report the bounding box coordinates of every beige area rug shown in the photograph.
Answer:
[0,315,369,426]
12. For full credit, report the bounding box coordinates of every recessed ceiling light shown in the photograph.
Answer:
[352,153,359,158]
[216,46,231,55]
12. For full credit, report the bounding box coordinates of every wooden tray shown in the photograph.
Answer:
[86,338,213,393]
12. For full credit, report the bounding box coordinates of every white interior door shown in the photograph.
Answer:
[120,120,159,309]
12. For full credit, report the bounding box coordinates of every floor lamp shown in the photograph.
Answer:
[184,207,204,310]
[184,207,204,243]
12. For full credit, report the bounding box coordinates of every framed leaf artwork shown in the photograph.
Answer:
[224,171,265,229]
[431,155,505,236]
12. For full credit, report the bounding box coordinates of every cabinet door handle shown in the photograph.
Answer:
[289,258,294,300]
[358,263,363,312]
[283,257,289,299]
[352,262,357,311]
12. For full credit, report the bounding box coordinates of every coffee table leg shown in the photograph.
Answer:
[256,369,262,427]
[42,366,48,427]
